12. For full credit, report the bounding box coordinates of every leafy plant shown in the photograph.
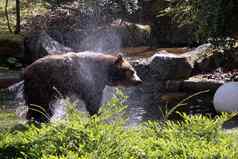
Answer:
[1,90,238,158]
[157,0,237,44]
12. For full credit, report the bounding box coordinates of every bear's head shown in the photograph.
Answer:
[108,54,142,87]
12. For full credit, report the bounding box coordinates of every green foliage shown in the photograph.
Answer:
[1,92,238,158]
[157,0,237,44]
[42,0,140,31]
[0,0,48,33]
[0,111,19,132]
[48,0,139,16]
[0,57,22,69]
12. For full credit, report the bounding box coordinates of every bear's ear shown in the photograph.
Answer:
[114,54,123,65]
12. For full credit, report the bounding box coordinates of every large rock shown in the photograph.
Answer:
[134,43,233,79]
[148,53,192,80]
[24,20,153,62]
[24,31,73,63]
[181,77,224,93]
[184,43,225,73]
[79,20,152,52]
[131,51,193,81]
[131,44,227,81]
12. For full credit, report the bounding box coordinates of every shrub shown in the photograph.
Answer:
[1,90,238,158]
[157,0,238,44]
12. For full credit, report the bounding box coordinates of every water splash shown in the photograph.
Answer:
[0,81,25,108]
[50,99,66,122]
[79,28,122,53]
[101,86,116,105]
[16,105,28,119]
[101,86,147,126]
[50,94,89,122]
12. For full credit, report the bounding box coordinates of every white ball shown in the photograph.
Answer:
[213,82,238,112]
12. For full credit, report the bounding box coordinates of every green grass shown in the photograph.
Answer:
[0,110,19,132]
[1,91,238,158]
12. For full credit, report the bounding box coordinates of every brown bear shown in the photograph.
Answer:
[23,51,142,122]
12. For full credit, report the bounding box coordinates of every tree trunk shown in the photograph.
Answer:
[15,0,20,34]
[5,0,12,33]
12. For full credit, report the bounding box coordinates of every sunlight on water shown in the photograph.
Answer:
[101,86,146,126]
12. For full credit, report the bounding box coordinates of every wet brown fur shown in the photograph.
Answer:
[23,52,141,122]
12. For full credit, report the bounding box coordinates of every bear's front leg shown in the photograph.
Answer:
[26,103,52,123]
[83,91,103,116]
[25,93,54,123]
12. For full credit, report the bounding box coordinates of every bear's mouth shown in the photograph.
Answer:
[109,79,142,87]
[133,79,143,86]
[130,73,143,85]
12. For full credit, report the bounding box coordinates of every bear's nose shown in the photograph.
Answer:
[132,73,143,85]
[135,79,143,85]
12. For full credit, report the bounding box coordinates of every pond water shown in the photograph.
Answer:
[0,82,162,126]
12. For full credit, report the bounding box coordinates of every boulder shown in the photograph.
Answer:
[181,77,224,93]
[48,30,85,51]
[24,31,73,63]
[147,52,192,80]
[79,20,152,52]
[23,19,153,62]
[129,58,151,81]
[130,51,194,81]
[130,44,224,81]
[183,43,225,73]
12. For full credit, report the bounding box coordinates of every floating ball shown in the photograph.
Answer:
[213,82,238,112]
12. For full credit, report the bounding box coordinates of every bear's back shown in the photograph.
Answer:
[23,52,117,93]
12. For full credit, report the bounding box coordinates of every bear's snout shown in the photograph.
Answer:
[130,73,143,85]
[134,79,143,85]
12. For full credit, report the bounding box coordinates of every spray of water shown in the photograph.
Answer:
[79,28,122,53]
[50,99,66,122]
[5,4,147,125]
[66,28,126,120]
[6,80,24,104]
